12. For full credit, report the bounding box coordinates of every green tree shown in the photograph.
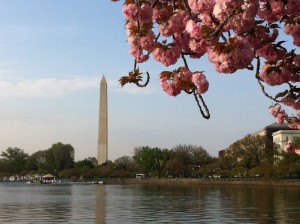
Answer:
[26,150,47,171]
[277,151,300,178]
[114,156,135,171]
[167,144,212,177]
[75,159,95,168]
[167,145,193,177]
[219,152,238,172]
[226,135,276,170]
[45,142,75,173]
[152,147,170,178]
[86,157,98,167]
[133,146,155,175]
[0,158,11,174]
[1,147,29,173]
[133,146,170,178]
[191,145,213,167]
[240,135,275,167]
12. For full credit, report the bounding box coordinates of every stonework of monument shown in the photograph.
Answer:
[97,75,108,165]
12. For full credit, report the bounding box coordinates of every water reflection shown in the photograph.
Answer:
[103,185,300,223]
[0,184,73,223]
[95,185,105,224]
[218,186,300,224]
[0,183,300,223]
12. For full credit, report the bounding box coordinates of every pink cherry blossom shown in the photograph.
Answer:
[160,77,181,96]
[122,3,153,23]
[258,1,280,23]
[284,140,300,153]
[269,104,288,124]
[159,10,189,37]
[247,28,278,50]
[282,98,300,110]
[208,35,254,73]
[289,118,300,129]
[152,44,181,66]
[113,0,300,129]
[129,47,149,63]
[287,0,300,14]
[259,64,286,86]
[256,44,286,61]
[284,20,300,47]
[186,20,202,39]
[188,0,216,14]
[192,72,209,94]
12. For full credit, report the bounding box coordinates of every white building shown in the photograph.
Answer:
[273,130,300,162]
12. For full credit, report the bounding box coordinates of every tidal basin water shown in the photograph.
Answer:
[0,183,300,223]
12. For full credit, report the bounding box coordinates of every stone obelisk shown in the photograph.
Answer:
[97,75,108,165]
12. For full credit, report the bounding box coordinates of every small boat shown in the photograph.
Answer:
[93,181,104,184]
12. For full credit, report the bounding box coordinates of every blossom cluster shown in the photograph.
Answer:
[284,141,300,155]
[160,66,209,96]
[113,0,300,128]
[269,104,300,129]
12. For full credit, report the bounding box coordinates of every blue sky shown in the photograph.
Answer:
[0,0,288,161]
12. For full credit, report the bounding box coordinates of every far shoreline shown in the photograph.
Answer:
[102,178,300,187]
[1,178,300,187]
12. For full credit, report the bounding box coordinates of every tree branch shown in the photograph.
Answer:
[182,0,194,20]
[136,71,150,87]
[151,0,159,8]
[255,56,279,102]
[193,92,210,119]
[208,10,236,40]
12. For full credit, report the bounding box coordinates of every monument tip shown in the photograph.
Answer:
[101,75,107,83]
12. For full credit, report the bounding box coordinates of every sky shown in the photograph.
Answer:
[0,0,293,161]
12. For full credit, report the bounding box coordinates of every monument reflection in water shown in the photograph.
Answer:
[0,184,300,223]
[96,185,105,224]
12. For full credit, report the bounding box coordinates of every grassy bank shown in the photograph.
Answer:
[103,178,300,187]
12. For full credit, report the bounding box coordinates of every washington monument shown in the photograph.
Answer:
[97,75,108,165]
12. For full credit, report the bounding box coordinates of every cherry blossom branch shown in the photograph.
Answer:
[115,0,300,127]
[181,51,189,69]
[136,71,150,87]
[182,0,193,20]
[119,65,150,88]
[255,56,279,102]
[193,92,210,119]
[172,34,190,69]
[208,10,236,40]
[133,60,150,87]
[151,0,159,8]
[135,0,141,7]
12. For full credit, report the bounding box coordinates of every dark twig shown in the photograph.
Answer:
[193,92,210,119]
[182,0,194,19]
[172,34,190,69]
[134,60,137,71]
[208,10,236,40]
[136,72,150,87]
[155,33,161,43]
[220,34,227,42]
[181,51,189,69]
[255,56,279,102]
[151,0,159,8]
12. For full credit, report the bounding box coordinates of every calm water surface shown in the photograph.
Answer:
[0,183,299,223]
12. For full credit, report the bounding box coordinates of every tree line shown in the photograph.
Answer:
[0,142,76,177]
[1,135,300,180]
